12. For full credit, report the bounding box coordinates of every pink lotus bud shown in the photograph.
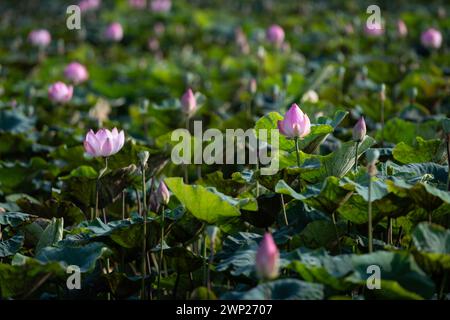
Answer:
[64,62,89,84]
[28,29,51,47]
[397,20,408,37]
[78,0,101,12]
[128,0,146,9]
[255,233,279,280]
[352,117,367,142]
[266,24,285,46]
[154,22,166,36]
[364,22,384,36]
[277,103,311,139]
[344,23,354,35]
[421,28,442,49]
[104,22,123,42]
[48,82,73,103]
[157,181,170,206]
[181,88,197,115]
[83,128,125,158]
[249,78,257,94]
[150,0,171,13]
[147,37,160,51]
[301,90,319,103]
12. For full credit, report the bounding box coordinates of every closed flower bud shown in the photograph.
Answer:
[353,117,367,142]
[128,0,146,9]
[266,24,285,47]
[156,181,170,206]
[150,0,171,12]
[421,28,442,49]
[249,78,257,94]
[64,62,89,84]
[138,151,150,167]
[48,82,73,103]
[104,22,123,42]
[379,83,386,101]
[181,88,197,115]
[78,0,101,12]
[366,148,380,164]
[301,89,319,103]
[364,22,384,37]
[277,103,311,139]
[255,233,279,280]
[28,29,51,47]
[397,20,408,37]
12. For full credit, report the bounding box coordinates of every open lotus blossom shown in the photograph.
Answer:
[84,128,125,157]
[397,20,408,37]
[421,28,442,49]
[364,22,384,36]
[64,62,89,84]
[104,22,124,42]
[353,117,367,142]
[150,0,171,12]
[28,29,51,47]
[277,103,311,139]
[48,82,73,103]
[266,24,285,46]
[181,88,197,115]
[255,233,280,280]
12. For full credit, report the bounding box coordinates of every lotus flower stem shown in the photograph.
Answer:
[294,137,301,168]
[157,205,165,300]
[102,208,107,224]
[368,176,373,253]
[184,116,190,183]
[354,141,360,172]
[387,217,393,245]
[207,237,215,292]
[380,84,386,147]
[203,233,207,287]
[140,164,147,300]
[331,212,341,253]
[122,190,126,220]
[446,134,450,191]
[95,157,109,219]
[280,194,289,226]
[135,188,141,216]
[439,272,448,300]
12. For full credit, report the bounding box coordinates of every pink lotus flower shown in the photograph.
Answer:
[277,103,311,139]
[154,22,166,36]
[181,88,197,115]
[397,20,408,37]
[78,0,101,12]
[84,128,125,157]
[129,0,146,9]
[421,28,442,49]
[147,37,160,51]
[156,182,170,206]
[28,29,51,47]
[255,233,279,280]
[104,22,123,42]
[150,0,171,12]
[364,22,384,36]
[353,117,367,142]
[48,82,73,103]
[266,24,285,46]
[64,62,89,84]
